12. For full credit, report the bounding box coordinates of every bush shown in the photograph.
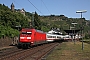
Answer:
[0,25,19,38]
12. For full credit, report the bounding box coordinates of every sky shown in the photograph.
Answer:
[0,0,90,20]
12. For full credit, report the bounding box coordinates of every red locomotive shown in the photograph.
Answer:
[17,28,63,48]
[18,28,46,48]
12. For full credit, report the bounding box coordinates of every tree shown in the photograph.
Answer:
[34,11,41,29]
[0,4,30,38]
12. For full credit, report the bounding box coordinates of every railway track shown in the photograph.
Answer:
[24,42,59,60]
[0,42,59,60]
[0,47,23,59]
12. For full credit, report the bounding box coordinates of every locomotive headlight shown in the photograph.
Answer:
[20,37,25,39]
[27,37,31,39]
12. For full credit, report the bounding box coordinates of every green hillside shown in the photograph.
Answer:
[39,15,90,39]
[0,4,90,39]
[0,4,30,38]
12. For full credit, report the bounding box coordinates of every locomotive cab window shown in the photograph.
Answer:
[22,32,27,34]
[21,32,32,34]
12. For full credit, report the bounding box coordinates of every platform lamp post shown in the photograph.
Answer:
[76,10,87,50]
[70,26,75,42]
[71,23,77,45]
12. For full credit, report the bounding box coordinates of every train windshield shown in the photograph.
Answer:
[21,32,32,34]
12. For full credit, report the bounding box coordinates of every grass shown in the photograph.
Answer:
[46,41,90,60]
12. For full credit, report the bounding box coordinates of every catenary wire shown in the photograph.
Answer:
[27,0,43,15]
[13,0,23,8]
[41,0,51,15]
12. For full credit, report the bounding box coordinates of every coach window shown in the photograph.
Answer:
[53,36,56,38]
[57,36,61,38]
[48,36,52,38]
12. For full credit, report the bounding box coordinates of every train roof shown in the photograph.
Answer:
[36,30,44,33]
[46,33,62,36]
[21,28,45,33]
[48,29,62,35]
[21,28,34,31]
